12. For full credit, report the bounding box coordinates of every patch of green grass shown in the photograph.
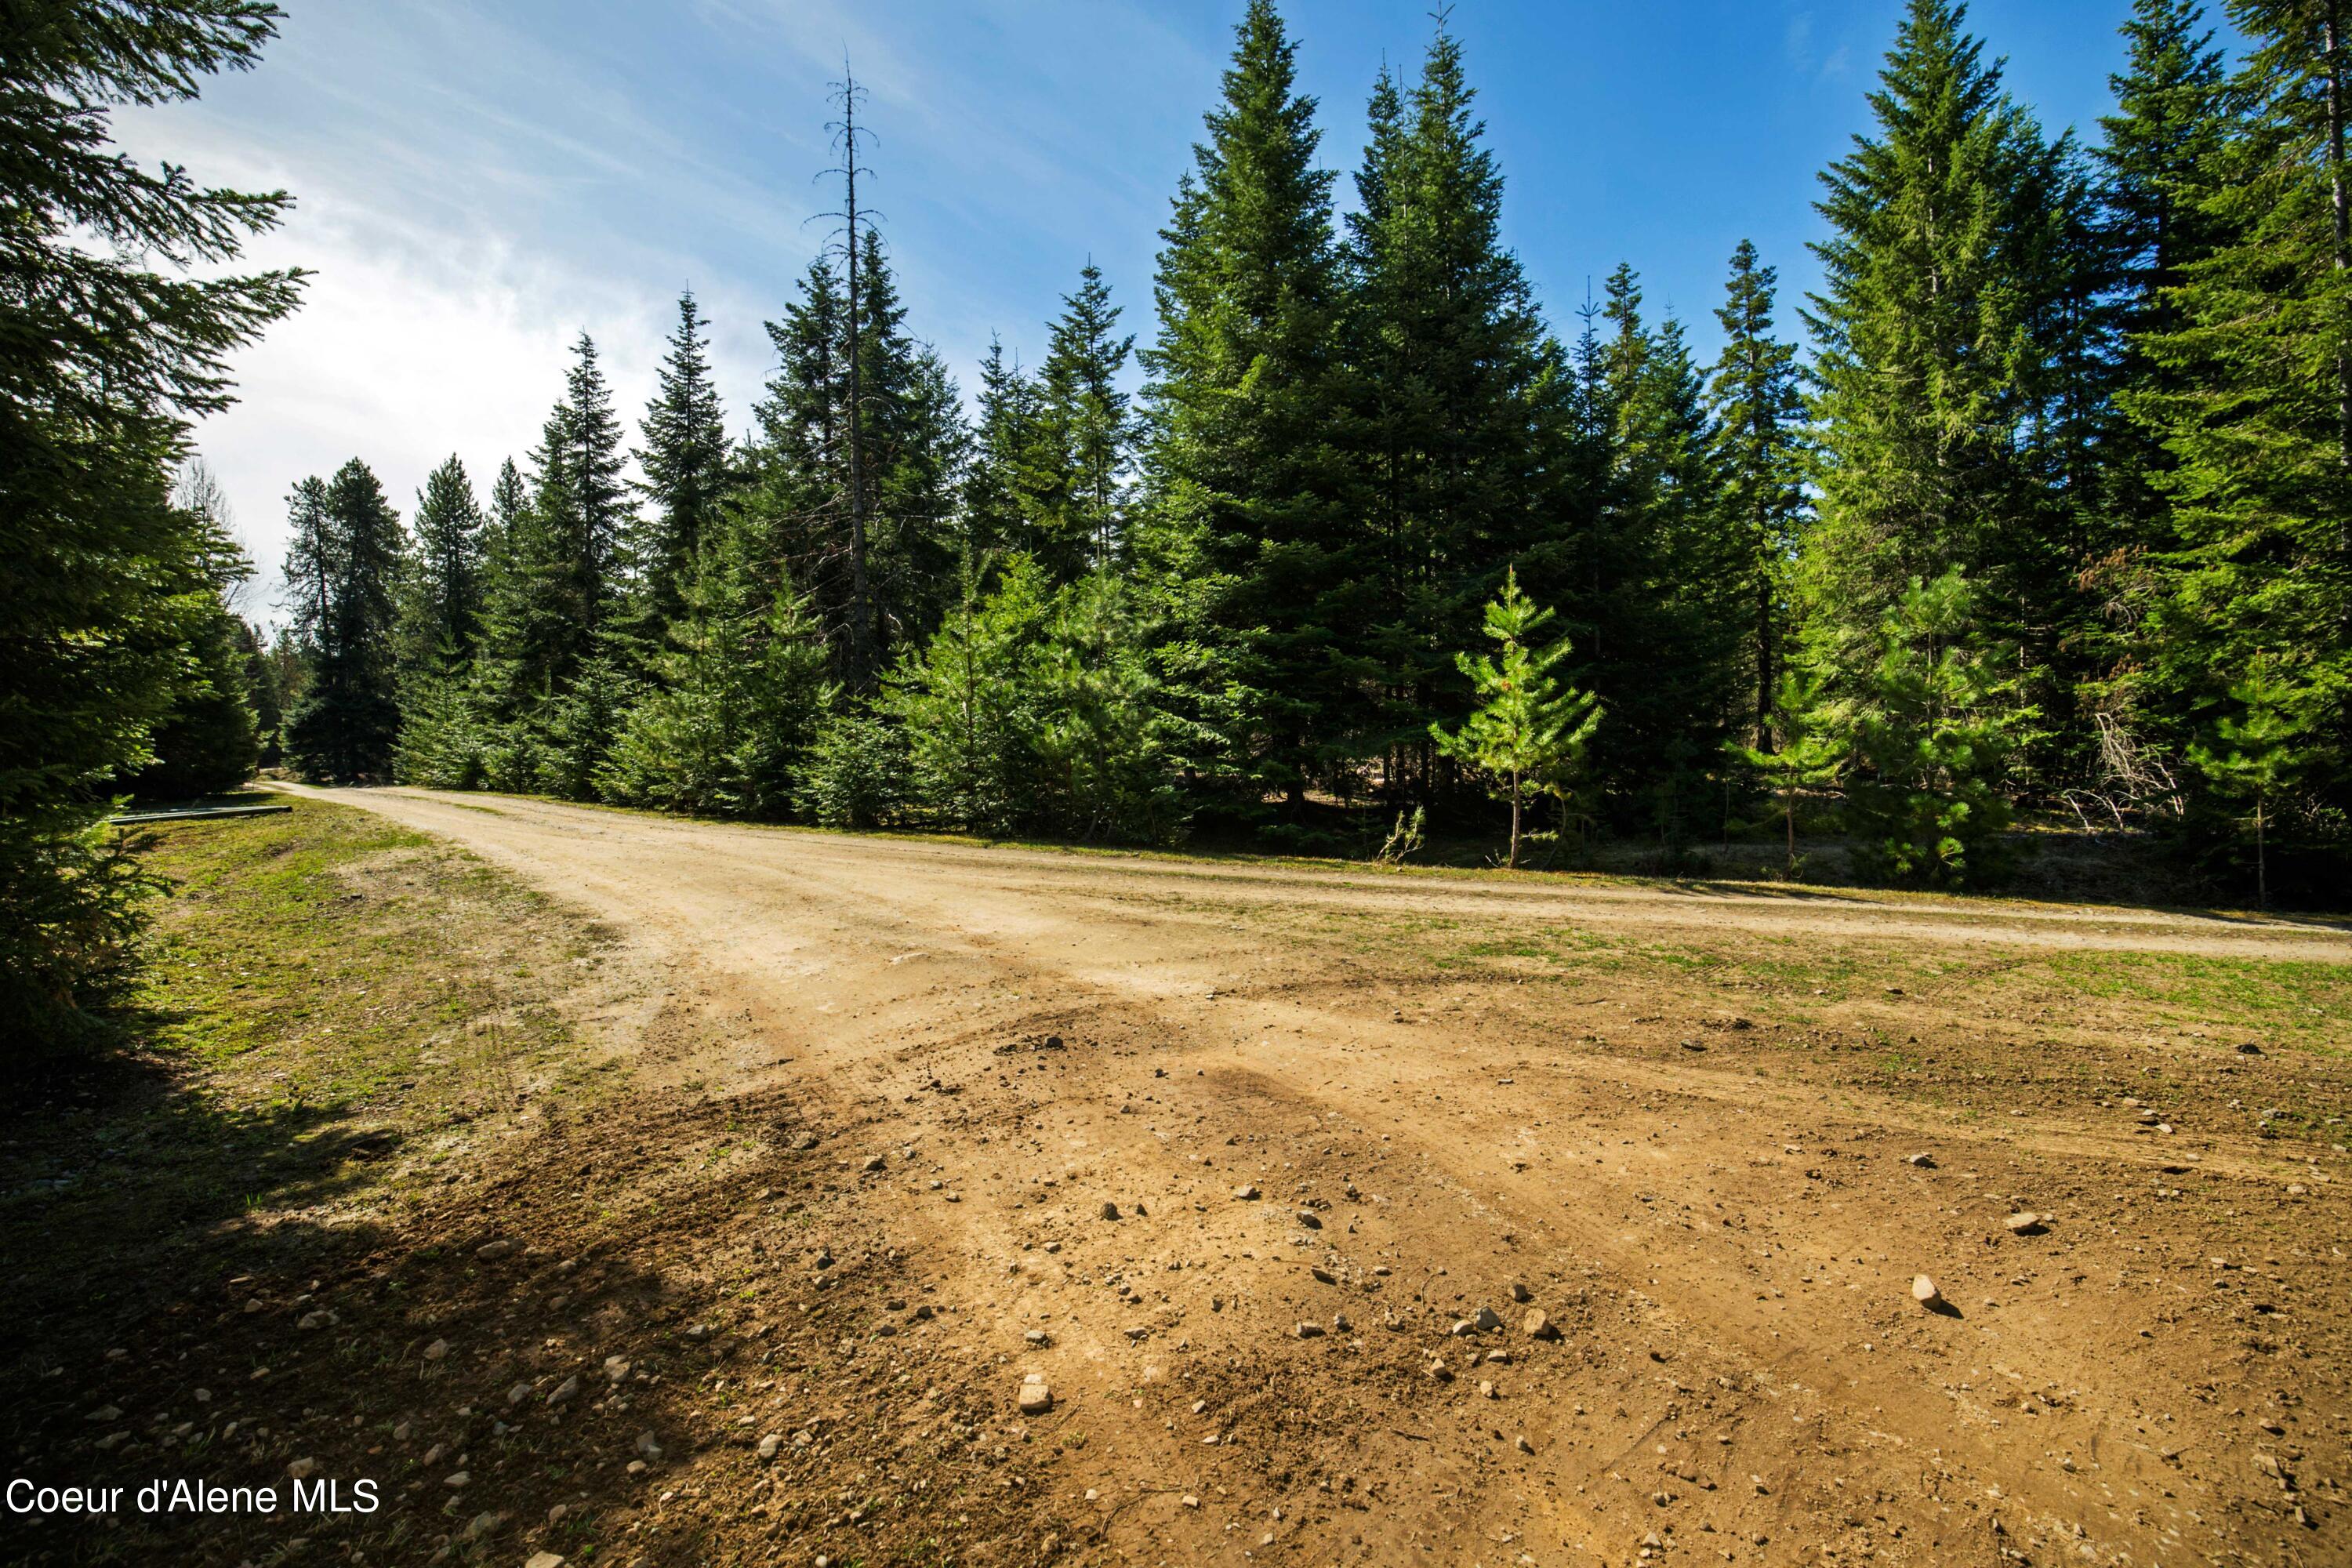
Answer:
[0,797,605,1335]
[2038,951,2350,1052]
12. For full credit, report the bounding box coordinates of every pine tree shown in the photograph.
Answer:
[3,0,308,1052]
[466,456,538,775]
[1578,267,1741,837]
[1732,670,1844,878]
[1033,572,1181,843]
[1344,22,1557,805]
[635,289,732,636]
[745,241,963,693]
[601,516,831,817]
[2100,1,2230,499]
[281,474,334,666]
[475,339,633,749]
[486,457,528,568]
[135,463,260,798]
[1037,262,1137,575]
[2189,653,2298,909]
[851,229,964,664]
[404,454,485,670]
[284,459,405,780]
[1138,0,1356,821]
[2132,0,2352,824]
[887,555,1054,837]
[237,619,283,766]
[1429,568,1602,869]
[1834,569,2034,887]
[536,332,633,645]
[963,335,1049,570]
[1802,0,2092,775]
[1707,241,1806,746]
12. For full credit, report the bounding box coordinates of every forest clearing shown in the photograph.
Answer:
[4,791,2345,1566]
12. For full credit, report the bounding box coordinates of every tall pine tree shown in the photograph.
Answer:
[403,454,485,670]
[1708,241,1807,749]
[1139,0,1356,821]
[2132,0,2352,840]
[1344,22,1557,808]
[284,459,404,780]
[2,0,304,1049]
[1802,0,2096,797]
[1037,262,1137,577]
[634,289,732,637]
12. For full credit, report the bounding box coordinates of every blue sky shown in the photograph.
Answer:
[122,0,2188,617]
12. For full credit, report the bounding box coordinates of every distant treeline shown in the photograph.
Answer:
[11,0,2352,1053]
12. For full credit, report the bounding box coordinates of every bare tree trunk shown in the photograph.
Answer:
[837,68,877,694]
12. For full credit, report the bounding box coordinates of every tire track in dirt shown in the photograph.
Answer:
[285,785,2352,1566]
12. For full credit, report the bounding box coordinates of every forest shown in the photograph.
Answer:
[10,0,2352,1054]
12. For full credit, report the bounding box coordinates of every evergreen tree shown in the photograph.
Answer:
[485,456,528,569]
[281,473,335,676]
[634,289,732,635]
[1033,572,1181,843]
[1037,262,1137,576]
[2099,0,2230,510]
[535,331,633,646]
[135,603,260,798]
[1579,268,1741,837]
[1138,0,1356,820]
[1344,23,1558,806]
[796,710,908,829]
[853,229,965,664]
[1707,241,1807,746]
[601,518,831,817]
[135,465,260,798]
[745,241,962,692]
[535,653,638,800]
[2131,0,2352,826]
[402,454,485,670]
[887,555,1054,837]
[284,460,405,780]
[1732,670,1845,879]
[963,335,1049,570]
[1802,0,2092,776]
[474,341,632,752]
[390,458,489,789]
[2085,2,2235,800]
[2,0,307,1053]
[236,619,283,766]
[1832,570,2033,887]
[2189,653,2298,909]
[1429,568,1602,869]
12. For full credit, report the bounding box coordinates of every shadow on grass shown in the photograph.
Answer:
[0,1025,403,1365]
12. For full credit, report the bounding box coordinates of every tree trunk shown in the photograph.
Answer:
[839,74,877,694]
[2256,794,2269,913]
[1784,785,1796,880]
[1508,773,1521,870]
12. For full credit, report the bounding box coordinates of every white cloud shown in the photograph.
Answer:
[102,0,1210,627]
[188,209,670,628]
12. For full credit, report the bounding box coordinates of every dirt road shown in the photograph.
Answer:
[299,785,2352,1566]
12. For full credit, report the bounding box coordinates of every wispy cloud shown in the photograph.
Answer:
[1783,9,1850,83]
